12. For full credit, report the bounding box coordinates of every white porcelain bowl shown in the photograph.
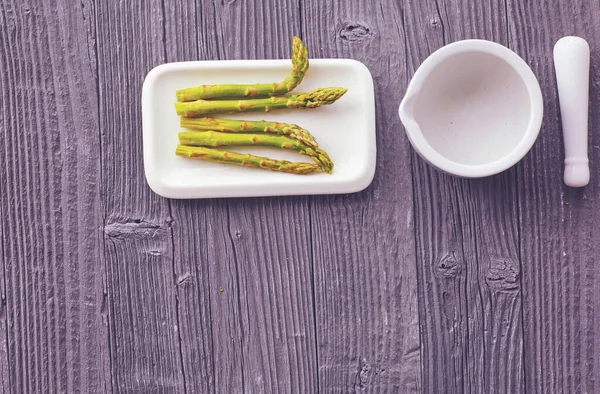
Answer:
[399,40,543,177]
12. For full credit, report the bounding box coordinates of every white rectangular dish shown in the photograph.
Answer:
[141,59,376,199]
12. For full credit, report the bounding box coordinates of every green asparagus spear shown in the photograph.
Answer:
[180,117,318,148]
[176,145,321,175]
[176,36,309,101]
[175,87,347,117]
[179,131,333,173]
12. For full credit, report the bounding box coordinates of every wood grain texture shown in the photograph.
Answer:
[0,0,109,392]
[2,0,600,392]
[199,2,319,392]
[509,0,600,392]
[164,0,319,393]
[95,0,185,391]
[161,3,219,393]
[403,0,524,392]
[302,0,421,392]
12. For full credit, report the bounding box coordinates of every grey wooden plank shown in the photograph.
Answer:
[301,0,421,392]
[508,0,600,392]
[0,0,110,392]
[0,200,8,393]
[0,3,9,372]
[210,2,320,392]
[402,0,524,392]
[94,0,186,391]
[160,3,219,393]
[0,46,9,388]
[162,0,319,392]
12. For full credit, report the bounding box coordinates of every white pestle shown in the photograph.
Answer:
[554,36,591,187]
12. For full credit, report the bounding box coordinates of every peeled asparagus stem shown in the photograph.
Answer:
[180,117,318,148]
[176,36,309,101]
[175,87,348,117]
[179,131,333,173]
[175,145,321,175]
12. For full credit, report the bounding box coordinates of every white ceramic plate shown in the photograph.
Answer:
[142,59,376,199]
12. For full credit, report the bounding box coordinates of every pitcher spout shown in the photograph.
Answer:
[399,90,419,131]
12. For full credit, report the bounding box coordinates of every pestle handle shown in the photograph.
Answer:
[554,36,590,187]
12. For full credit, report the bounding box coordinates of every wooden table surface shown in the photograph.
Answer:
[1,0,599,392]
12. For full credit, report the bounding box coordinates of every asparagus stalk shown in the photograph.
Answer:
[176,36,309,101]
[180,117,318,148]
[174,87,348,117]
[176,145,321,175]
[179,131,333,173]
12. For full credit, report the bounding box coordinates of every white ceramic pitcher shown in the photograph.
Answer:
[399,40,544,178]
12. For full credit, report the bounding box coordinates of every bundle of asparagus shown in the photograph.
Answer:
[174,36,345,175]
